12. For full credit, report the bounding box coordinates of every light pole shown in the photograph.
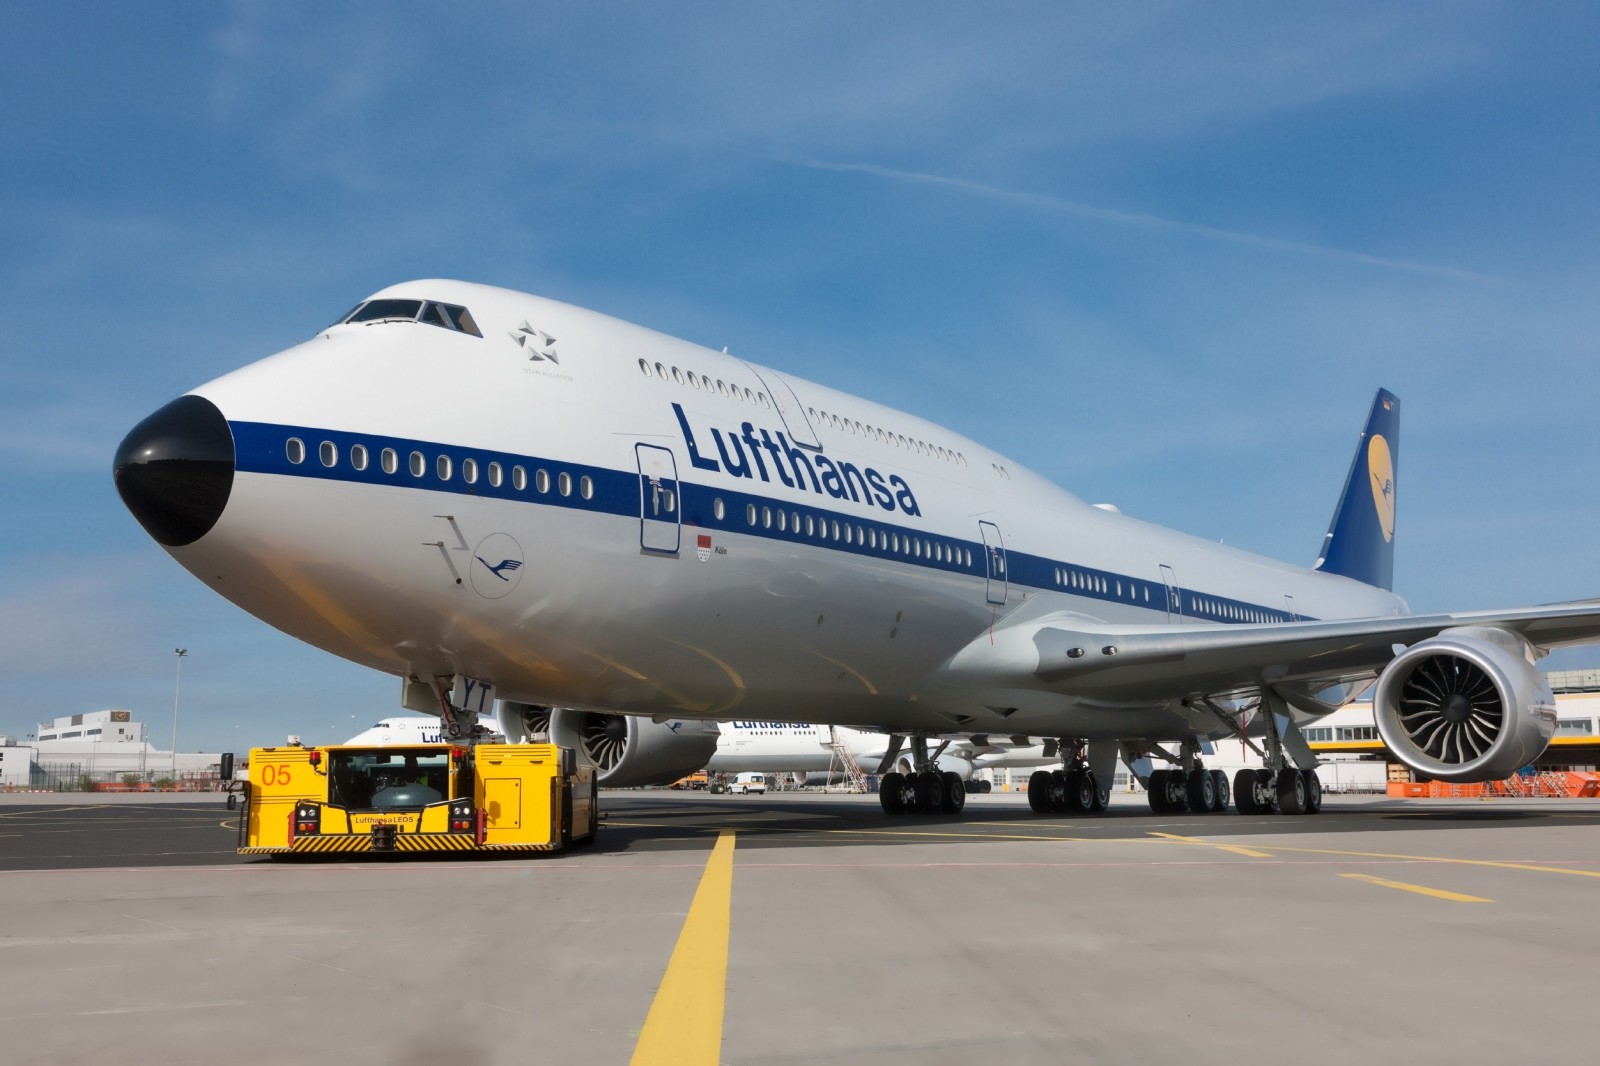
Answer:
[171,649,187,786]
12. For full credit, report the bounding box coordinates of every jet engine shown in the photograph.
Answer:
[496,701,551,741]
[1373,627,1556,783]
[545,710,721,788]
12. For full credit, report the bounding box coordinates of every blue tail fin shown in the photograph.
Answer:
[1313,389,1399,591]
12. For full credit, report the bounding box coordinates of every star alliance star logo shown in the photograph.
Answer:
[508,321,558,363]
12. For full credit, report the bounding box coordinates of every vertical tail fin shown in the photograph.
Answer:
[1313,389,1399,591]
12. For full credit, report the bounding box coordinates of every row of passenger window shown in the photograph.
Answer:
[638,358,771,409]
[805,405,967,467]
[713,496,973,566]
[1189,595,1278,624]
[1052,567,1286,623]
[1053,567,1151,603]
[634,352,967,469]
[284,438,595,500]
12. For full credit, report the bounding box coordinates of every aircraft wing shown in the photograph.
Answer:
[940,599,1600,706]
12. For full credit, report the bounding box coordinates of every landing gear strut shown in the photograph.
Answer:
[1235,690,1323,816]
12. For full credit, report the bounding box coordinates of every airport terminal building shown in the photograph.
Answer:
[1,710,224,790]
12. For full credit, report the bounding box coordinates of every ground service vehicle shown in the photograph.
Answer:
[239,743,597,856]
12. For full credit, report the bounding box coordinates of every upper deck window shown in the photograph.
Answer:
[338,299,482,337]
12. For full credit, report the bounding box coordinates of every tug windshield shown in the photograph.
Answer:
[326,746,463,810]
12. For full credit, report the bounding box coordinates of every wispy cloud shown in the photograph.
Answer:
[793,159,1502,284]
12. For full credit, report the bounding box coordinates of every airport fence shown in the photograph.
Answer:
[9,763,230,793]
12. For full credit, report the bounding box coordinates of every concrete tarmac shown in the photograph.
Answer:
[2,791,1597,1064]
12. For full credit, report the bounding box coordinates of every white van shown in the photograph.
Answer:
[733,772,766,794]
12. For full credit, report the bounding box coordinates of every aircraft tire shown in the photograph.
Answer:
[879,772,906,814]
[941,772,966,814]
[1233,769,1259,814]
[1304,769,1323,813]
[1069,769,1097,812]
[915,770,945,814]
[1088,773,1110,812]
[1276,768,1307,815]
[1186,768,1216,813]
[1028,770,1053,813]
[1147,769,1168,813]
[1209,769,1230,812]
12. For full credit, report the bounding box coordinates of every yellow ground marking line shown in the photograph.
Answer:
[1340,873,1492,903]
[1250,843,1600,879]
[1148,831,1273,859]
[631,830,736,1066]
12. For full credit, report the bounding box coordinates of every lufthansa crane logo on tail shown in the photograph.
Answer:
[1367,434,1396,542]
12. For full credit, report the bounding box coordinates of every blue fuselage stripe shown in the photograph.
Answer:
[230,420,1309,625]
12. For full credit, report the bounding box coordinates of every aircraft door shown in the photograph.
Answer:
[1160,564,1182,622]
[740,361,820,449]
[1283,594,1298,622]
[979,521,1007,605]
[635,443,680,555]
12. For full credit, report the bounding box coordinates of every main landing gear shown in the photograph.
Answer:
[1026,747,1109,815]
[878,736,966,815]
[1232,767,1323,815]
[1146,766,1233,814]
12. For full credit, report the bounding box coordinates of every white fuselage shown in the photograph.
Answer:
[169,281,1403,742]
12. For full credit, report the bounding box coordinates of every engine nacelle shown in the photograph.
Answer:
[1373,627,1556,783]
[547,710,721,788]
[495,701,551,742]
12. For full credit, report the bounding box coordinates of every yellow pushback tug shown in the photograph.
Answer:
[239,742,597,856]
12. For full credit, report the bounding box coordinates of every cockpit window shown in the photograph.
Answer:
[419,301,482,336]
[347,298,423,324]
[336,298,482,337]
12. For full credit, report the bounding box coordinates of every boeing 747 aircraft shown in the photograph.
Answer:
[113,280,1600,818]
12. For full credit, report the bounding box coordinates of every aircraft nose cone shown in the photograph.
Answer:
[113,395,236,547]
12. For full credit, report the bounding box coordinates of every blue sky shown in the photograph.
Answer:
[4,2,1599,753]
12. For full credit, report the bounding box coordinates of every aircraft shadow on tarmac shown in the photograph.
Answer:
[580,792,1600,857]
